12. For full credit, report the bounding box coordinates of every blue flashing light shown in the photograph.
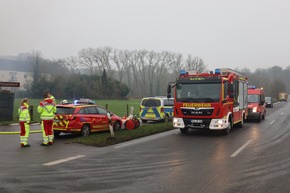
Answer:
[248,85,256,89]
[215,69,221,74]
[180,70,186,75]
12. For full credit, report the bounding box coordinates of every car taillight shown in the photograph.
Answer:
[161,107,164,113]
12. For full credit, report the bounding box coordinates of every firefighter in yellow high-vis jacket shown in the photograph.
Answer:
[38,92,56,146]
[18,98,30,148]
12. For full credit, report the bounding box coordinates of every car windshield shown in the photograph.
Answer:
[56,107,75,114]
[175,83,221,102]
[265,97,272,102]
[248,94,259,103]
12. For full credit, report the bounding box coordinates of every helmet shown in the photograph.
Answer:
[61,99,68,104]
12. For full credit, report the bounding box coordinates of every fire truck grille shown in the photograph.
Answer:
[181,108,214,116]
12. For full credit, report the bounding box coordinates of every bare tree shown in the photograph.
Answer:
[168,53,183,76]
[185,55,207,72]
[154,51,172,96]
[146,50,161,96]
[78,48,95,74]
[61,56,80,74]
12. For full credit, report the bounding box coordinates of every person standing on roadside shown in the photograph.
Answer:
[18,98,30,148]
[38,92,56,146]
[45,91,56,106]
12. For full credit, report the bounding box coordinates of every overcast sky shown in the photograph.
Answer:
[1,0,290,72]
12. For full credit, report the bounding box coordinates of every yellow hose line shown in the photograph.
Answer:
[0,130,42,135]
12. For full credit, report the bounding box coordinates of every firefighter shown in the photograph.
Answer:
[38,92,56,146]
[18,98,31,147]
[45,91,56,106]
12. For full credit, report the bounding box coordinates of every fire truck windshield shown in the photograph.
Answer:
[248,94,259,103]
[176,83,221,102]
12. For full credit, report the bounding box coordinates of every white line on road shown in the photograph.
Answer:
[269,120,276,125]
[230,140,253,158]
[42,155,85,166]
[115,129,177,149]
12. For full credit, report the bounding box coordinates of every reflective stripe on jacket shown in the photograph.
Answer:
[37,98,56,120]
[18,103,30,122]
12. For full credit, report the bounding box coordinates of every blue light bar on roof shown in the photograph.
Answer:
[248,85,256,89]
[215,69,221,74]
[180,70,186,75]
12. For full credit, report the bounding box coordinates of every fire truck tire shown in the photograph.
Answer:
[262,111,266,120]
[113,121,122,131]
[81,124,91,136]
[223,120,232,135]
[180,128,189,135]
[54,131,61,137]
[236,114,244,128]
[257,113,261,122]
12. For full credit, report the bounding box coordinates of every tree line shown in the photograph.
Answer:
[15,47,289,101]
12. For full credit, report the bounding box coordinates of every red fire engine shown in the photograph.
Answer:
[167,68,248,135]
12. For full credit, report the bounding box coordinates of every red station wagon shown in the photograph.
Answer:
[53,100,122,136]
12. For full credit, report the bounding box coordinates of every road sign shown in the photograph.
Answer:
[0,82,20,87]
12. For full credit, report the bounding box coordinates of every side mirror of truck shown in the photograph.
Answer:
[167,84,171,98]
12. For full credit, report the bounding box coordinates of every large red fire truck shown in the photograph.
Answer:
[167,68,248,135]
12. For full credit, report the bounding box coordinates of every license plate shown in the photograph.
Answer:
[191,119,203,123]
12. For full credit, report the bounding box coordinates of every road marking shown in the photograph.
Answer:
[0,130,42,135]
[230,140,252,158]
[269,120,276,125]
[115,129,177,148]
[42,155,85,166]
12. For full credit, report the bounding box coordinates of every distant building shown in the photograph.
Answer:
[0,59,33,91]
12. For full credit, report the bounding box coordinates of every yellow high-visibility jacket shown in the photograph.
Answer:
[18,102,30,123]
[37,98,56,120]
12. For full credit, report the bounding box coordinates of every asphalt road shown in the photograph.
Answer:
[1,101,290,193]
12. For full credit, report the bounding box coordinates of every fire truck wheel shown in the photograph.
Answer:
[236,115,244,128]
[180,128,189,135]
[223,121,232,135]
[113,121,121,131]
[262,111,266,120]
[54,131,61,137]
[257,113,261,122]
[81,124,91,136]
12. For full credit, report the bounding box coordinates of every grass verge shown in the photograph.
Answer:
[71,122,175,147]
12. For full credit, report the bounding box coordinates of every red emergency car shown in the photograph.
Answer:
[53,99,122,136]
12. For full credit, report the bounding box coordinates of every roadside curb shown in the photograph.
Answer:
[0,123,42,135]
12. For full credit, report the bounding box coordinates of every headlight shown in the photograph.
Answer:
[173,118,182,123]
[253,107,257,112]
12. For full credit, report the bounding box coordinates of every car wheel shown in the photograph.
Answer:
[81,124,91,136]
[164,115,169,123]
[53,131,61,137]
[113,121,121,131]
[180,128,189,135]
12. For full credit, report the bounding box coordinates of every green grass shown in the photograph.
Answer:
[70,122,175,147]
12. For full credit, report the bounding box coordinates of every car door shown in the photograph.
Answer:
[85,106,102,132]
[96,106,110,131]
